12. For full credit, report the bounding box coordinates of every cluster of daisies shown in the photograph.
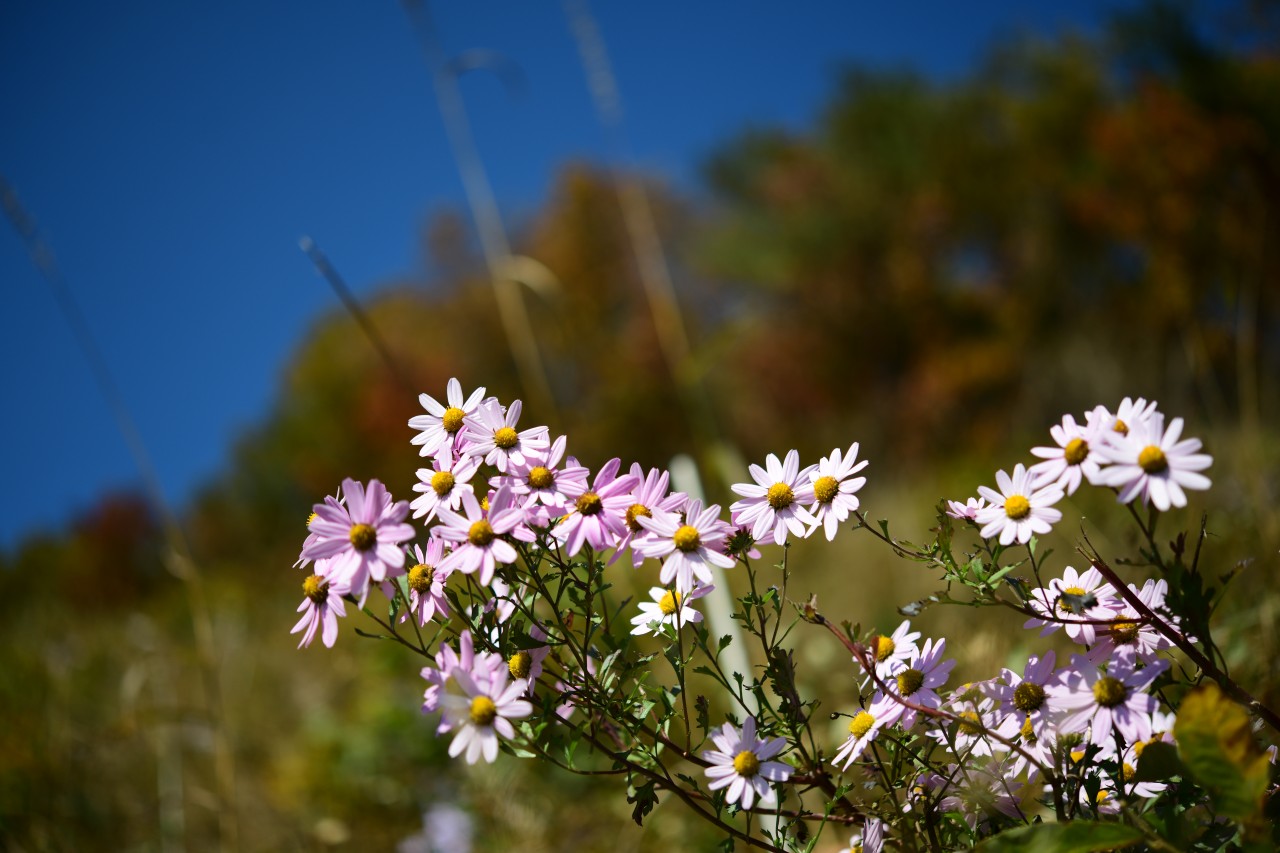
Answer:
[832,586,1178,832]
[291,380,868,769]
[288,384,1227,840]
[946,396,1212,544]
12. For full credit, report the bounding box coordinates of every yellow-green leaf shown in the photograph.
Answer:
[1174,682,1270,821]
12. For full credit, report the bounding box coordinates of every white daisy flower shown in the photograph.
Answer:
[408,378,487,462]
[702,716,793,809]
[1093,413,1212,511]
[975,463,1064,546]
[729,449,818,546]
[1029,413,1105,495]
[1094,396,1159,439]
[629,585,710,636]
[798,441,868,541]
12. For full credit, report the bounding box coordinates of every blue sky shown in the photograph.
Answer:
[1,0,1134,549]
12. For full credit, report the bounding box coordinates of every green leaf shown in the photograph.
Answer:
[627,780,657,826]
[972,822,1143,852]
[1174,682,1270,821]
[1131,741,1183,784]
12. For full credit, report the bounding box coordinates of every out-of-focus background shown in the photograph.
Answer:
[2,1,1278,850]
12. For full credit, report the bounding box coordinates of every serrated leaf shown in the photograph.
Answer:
[1174,682,1270,821]
[972,822,1143,852]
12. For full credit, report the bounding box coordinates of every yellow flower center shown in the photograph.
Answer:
[873,635,896,662]
[1020,715,1035,741]
[1113,418,1129,436]
[1013,681,1046,713]
[469,695,497,726]
[673,525,701,552]
[1056,586,1087,612]
[766,482,795,510]
[848,711,876,739]
[1122,762,1136,782]
[897,668,925,696]
[431,470,456,497]
[1133,737,1159,757]
[625,503,652,532]
[508,651,532,680]
[1003,495,1031,520]
[1138,445,1168,474]
[1064,438,1089,465]
[349,523,376,551]
[732,750,760,777]
[575,491,603,516]
[1110,621,1141,644]
[1096,790,1111,804]
[957,711,983,736]
[306,511,318,528]
[480,495,489,512]
[812,475,839,505]
[1093,676,1128,708]
[408,564,435,594]
[494,426,519,450]
[441,406,466,434]
[527,466,554,490]
[468,519,495,547]
[659,590,682,616]
[302,574,328,603]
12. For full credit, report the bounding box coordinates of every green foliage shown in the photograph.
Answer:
[971,821,1144,853]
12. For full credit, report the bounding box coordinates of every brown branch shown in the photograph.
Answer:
[1079,541,1280,734]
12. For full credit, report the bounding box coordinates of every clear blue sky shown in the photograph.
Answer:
[1,0,1135,549]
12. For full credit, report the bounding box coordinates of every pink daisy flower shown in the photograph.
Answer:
[291,573,349,649]
[1093,413,1212,511]
[729,449,818,546]
[503,434,589,514]
[301,478,414,600]
[295,487,344,569]
[1023,565,1118,645]
[987,650,1057,740]
[703,716,793,809]
[865,620,921,681]
[438,662,533,765]
[928,686,1004,758]
[838,818,885,853]
[832,693,897,771]
[409,378,487,462]
[635,500,735,594]
[421,631,504,714]
[975,463,1063,546]
[1046,651,1169,749]
[798,442,868,541]
[1090,579,1183,662]
[612,463,688,568]
[461,398,549,474]
[945,496,987,521]
[505,624,552,697]
[435,487,522,585]
[403,540,451,627]
[551,459,638,557]
[877,637,956,730]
